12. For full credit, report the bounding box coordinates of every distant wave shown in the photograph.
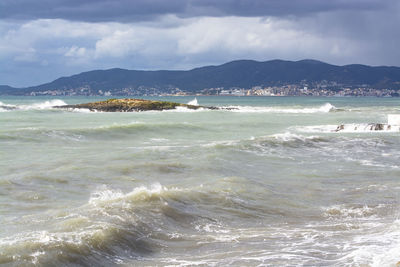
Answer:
[0,101,18,112]
[162,106,206,112]
[0,121,205,143]
[21,99,67,110]
[86,121,203,134]
[270,132,326,142]
[226,103,338,113]
[200,131,400,170]
[0,99,67,111]
[296,123,400,133]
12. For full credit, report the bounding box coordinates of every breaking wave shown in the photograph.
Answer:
[0,99,67,111]
[227,102,338,113]
[297,123,400,133]
[0,101,17,112]
[162,106,206,112]
[1,153,400,266]
[0,181,280,266]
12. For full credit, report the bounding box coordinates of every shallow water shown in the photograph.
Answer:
[1,96,400,266]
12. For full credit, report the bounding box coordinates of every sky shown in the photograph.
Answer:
[1,0,399,87]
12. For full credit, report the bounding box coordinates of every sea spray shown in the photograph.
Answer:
[187,98,199,106]
[0,99,67,111]
[20,99,68,110]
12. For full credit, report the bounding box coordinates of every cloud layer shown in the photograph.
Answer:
[0,0,399,87]
[0,0,389,22]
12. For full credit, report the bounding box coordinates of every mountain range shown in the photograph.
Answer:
[2,59,400,95]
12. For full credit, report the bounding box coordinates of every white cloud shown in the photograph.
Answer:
[95,29,143,58]
[0,12,399,86]
[0,16,393,66]
[64,46,87,57]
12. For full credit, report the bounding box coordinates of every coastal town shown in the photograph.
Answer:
[29,81,399,97]
[199,84,399,97]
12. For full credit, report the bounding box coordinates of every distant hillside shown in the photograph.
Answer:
[2,59,400,95]
[0,85,19,94]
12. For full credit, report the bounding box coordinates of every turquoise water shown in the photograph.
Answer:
[1,96,400,266]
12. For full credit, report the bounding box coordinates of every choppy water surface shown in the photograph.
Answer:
[1,96,400,266]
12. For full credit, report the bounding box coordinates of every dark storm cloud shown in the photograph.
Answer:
[188,0,385,17]
[1,0,399,87]
[0,0,186,22]
[0,0,391,22]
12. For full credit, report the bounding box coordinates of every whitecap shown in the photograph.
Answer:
[6,99,69,110]
[322,204,380,219]
[271,132,322,142]
[0,101,18,111]
[227,103,337,114]
[297,123,400,133]
[88,183,171,206]
[295,125,339,133]
[317,102,336,113]
[68,108,92,113]
[161,106,205,112]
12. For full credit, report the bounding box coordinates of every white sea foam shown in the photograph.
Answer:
[341,184,389,194]
[323,204,382,219]
[68,107,92,113]
[201,140,240,148]
[164,258,214,267]
[19,99,67,110]
[271,132,321,142]
[0,99,68,111]
[297,123,400,133]
[228,103,337,113]
[295,125,340,133]
[0,227,102,248]
[42,130,85,142]
[88,183,174,206]
[358,160,399,169]
[0,101,17,112]
[195,222,230,234]
[339,219,400,266]
[159,106,205,113]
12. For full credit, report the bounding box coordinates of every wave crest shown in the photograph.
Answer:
[297,123,400,133]
[228,102,337,113]
[88,183,170,206]
[0,99,67,111]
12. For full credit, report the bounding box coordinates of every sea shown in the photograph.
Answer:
[1,96,400,266]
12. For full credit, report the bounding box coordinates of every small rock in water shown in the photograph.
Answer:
[56,98,210,112]
[374,123,384,130]
[334,123,393,132]
[335,125,345,132]
[55,98,237,112]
